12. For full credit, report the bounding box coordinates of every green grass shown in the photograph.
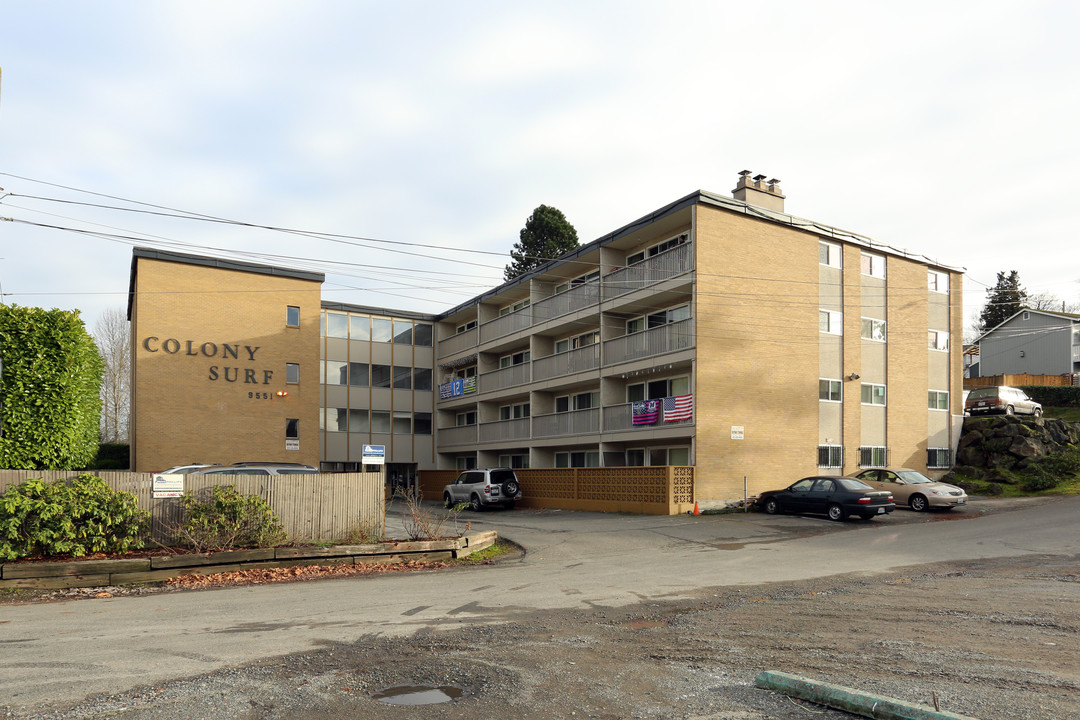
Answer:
[454,542,512,564]
[1045,406,1080,422]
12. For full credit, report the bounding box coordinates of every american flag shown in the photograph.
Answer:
[663,394,693,422]
[632,399,660,425]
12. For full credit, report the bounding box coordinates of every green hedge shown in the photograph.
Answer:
[0,305,103,470]
[1018,385,1080,408]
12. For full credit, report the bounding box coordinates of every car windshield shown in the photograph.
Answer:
[837,478,873,491]
[895,470,933,484]
[967,388,998,400]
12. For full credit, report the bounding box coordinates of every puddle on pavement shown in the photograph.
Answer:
[371,685,463,705]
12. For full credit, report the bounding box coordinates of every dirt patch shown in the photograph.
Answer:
[9,552,1079,719]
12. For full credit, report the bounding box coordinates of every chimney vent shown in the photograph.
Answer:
[732,170,786,212]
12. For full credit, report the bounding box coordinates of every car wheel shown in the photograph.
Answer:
[1033,408,1043,418]
[909,494,929,512]
[503,479,520,496]
[1005,405,1015,416]
[763,498,780,515]
[827,503,847,522]
[443,493,453,509]
[469,494,483,512]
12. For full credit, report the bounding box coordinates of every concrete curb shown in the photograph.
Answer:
[755,670,978,720]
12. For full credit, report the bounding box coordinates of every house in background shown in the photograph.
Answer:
[971,308,1080,378]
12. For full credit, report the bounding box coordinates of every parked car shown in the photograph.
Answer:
[193,463,319,476]
[756,476,894,521]
[443,467,522,511]
[851,468,967,512]
[965,386,1042,417]
[156,463,220,474]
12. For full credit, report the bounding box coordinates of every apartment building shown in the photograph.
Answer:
[127,172,963,505]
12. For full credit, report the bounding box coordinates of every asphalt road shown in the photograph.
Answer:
[2,496,1077,713]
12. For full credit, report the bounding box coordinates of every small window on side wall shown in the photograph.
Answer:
[285,418,299,439]
[286,306,300,327]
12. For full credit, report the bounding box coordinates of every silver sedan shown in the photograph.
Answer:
[851,468,967,511]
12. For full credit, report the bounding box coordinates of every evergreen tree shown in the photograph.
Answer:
[504,205,580,282]
[978,270,1027,332]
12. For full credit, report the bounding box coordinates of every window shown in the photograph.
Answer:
[928,270,949,293]
[393,365,412,389]
[861,383,886,405]
[349,362,369,387]
[455,411,477,426]
[349,409,369,433]
[668,447,690,465]
[573,391,599,410]
[859,446,888,468]
[819,379,842,402]
[860,252,885,279]
[626,448,646,466]
[456,456,477,471]
[286,306,300,327]
[499,350,530,368]
[393,411,411,434]
[393,319,413,344]
[928,447,951,469]
[285,418,299,439]
[928,390,949,410]
[350,314,370,341]
[555,395,570,413]
[499,454,530,469]
[861,317,886,342]
[555,330,599,354]
[648,304,690,328]
[818,445,843,468]
[324,408,346,432]
[626,317,645,335]
[928,330,950,351]
[649,234,687,257]
[498,298,530,316]
[820,309,843,335]
[370,411,391,433]
[324,360,347,386]
[413,368,432,391]
[555,451,600,468]
[499,403,530,420]
[628,376,690,402]
[325,312,348,338]
[626,251,645,266]
[371,318,393,342]
[286,363,299,384]
[819,241,841,269]
[414,412,432,435]
[456,320,477,334]
[372,364,391,388]
[414,323,432,347]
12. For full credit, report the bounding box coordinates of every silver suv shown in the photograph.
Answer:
[193,462,319,476]
[443,468,522,511]
[965,386,1042,417]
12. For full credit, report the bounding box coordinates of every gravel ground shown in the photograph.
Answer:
[5,550,1078,720]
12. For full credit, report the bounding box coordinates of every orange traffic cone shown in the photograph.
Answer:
[692,501,700,516]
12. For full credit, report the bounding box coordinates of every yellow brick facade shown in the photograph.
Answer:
[130,255,322,472]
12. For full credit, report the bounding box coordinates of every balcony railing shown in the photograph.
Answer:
[478,417,531,443]
[532,408,600,438]
[439,327,477,357]
[602,400,694,432]
[603,243,693,301]
[602,318,694,365]
[479,307,535,344]
[478,362,531,394]
[531,280,602,324]
[438,424,477,446]
[533,344,601,382]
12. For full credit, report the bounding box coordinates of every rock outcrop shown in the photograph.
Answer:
[952,415,1080,478]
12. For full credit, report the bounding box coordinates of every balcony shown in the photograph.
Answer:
[479,417,531,443]
[439,327,477,358]
[602,318,694,365]
[533,344,601,382]
[531,280,601,324]
[479,307,535,344]
[532,408,600,438]
[603,243,693,301]
[478,362,531,394]
[438,424,477,446]
[602,400,694,432]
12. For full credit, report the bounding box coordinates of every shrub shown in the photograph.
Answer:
[1020,385,1080,408]
[178,485,287,552]
[0,475,149,560]
[92,443,130,470]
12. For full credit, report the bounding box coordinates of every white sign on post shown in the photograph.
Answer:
[363,444,386,465]
[151,474,184,499]
[731,425,745,440]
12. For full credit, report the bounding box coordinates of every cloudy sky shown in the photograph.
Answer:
[1,1,1077,336]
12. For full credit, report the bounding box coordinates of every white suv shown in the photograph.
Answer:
[443,468,522,511]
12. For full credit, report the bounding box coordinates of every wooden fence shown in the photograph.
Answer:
[419,466,696,515]
[965,373,1079,388]
[0,471,385,544]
